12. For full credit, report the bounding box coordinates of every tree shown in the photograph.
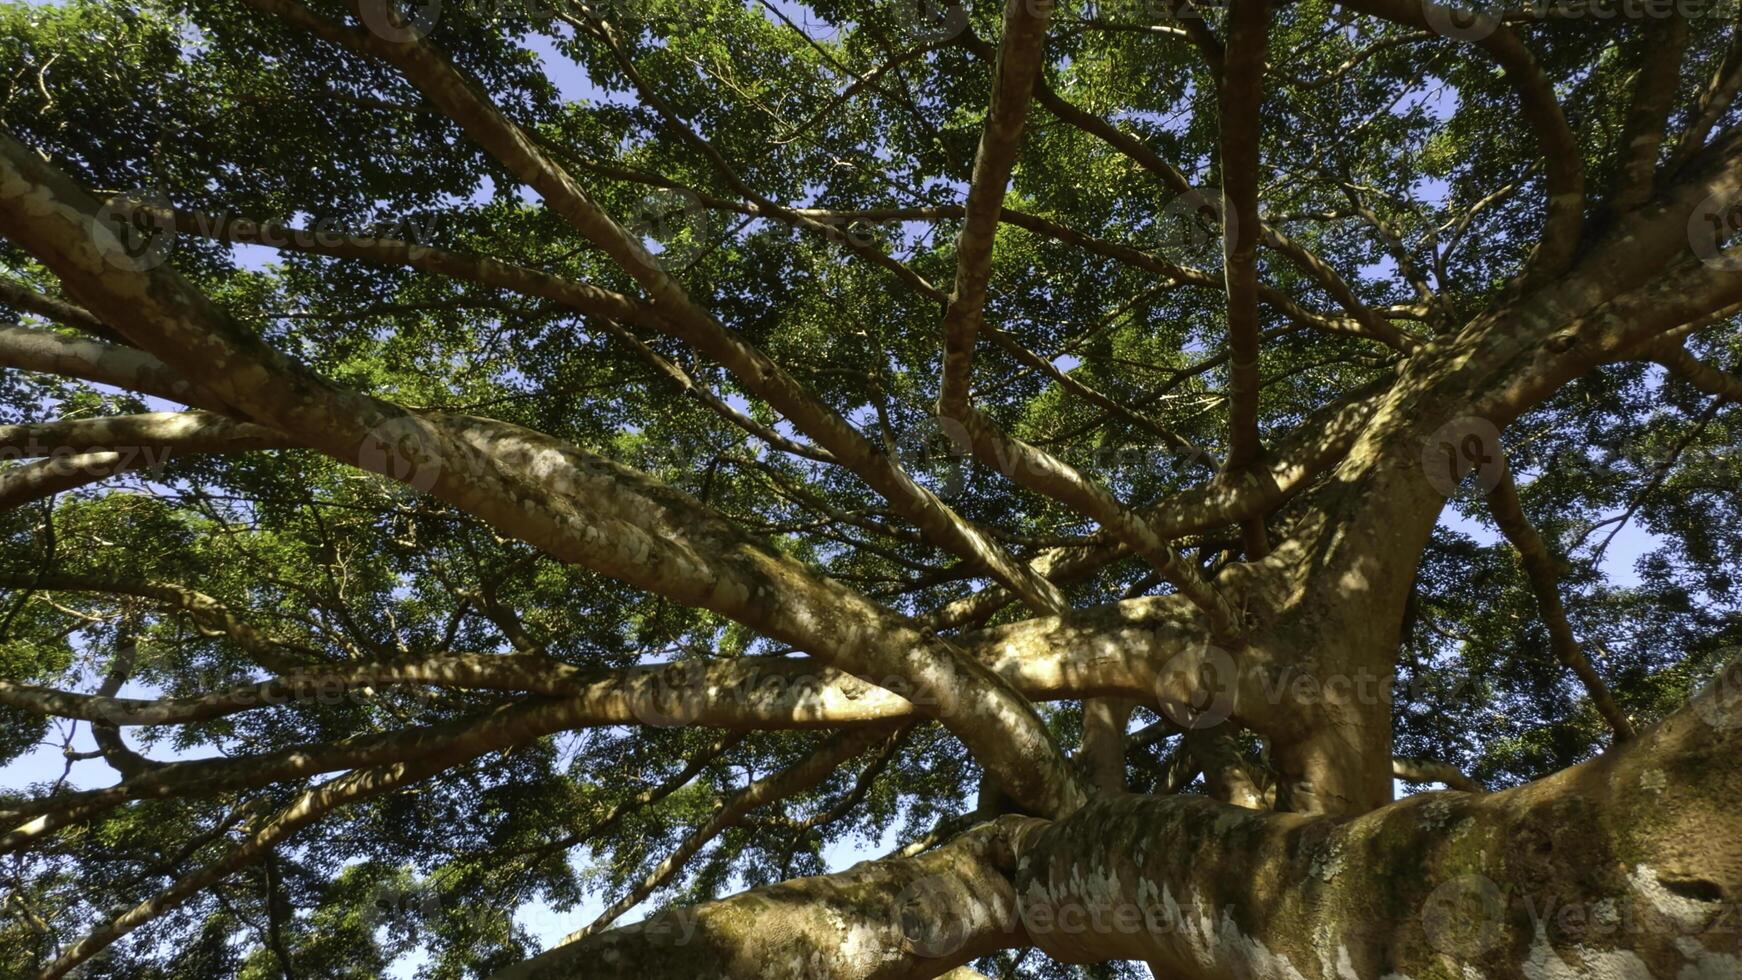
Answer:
[0,0,1740,975]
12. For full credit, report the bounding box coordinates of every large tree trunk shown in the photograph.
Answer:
[501,658,1742,979]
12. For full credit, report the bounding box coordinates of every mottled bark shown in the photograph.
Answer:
[514,663,1742,979]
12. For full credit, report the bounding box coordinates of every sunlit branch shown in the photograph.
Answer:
[1609,15,1689,214]
[1665,19,1742,176]
[936,0,1054,417]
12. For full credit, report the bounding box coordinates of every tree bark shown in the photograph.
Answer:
[506,658,1742,979]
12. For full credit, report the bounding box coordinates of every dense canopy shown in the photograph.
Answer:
[1,0,1741,977]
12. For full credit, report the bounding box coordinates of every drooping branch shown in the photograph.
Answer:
[0,129,1084,820]
[1485,470,1636,741]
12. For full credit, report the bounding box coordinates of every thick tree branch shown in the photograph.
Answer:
[0,411,283,460]
[1646,339,1742,402]
[1391,756,1486,793]
[499,662,1742,979]
[239,0,1071,622]
[0,323,229,413]
[0,451,131,510]
[492,814,1042,980]
[1220,0,1270,559]
[1609,15,1689,214]
[0,279,113,338]
[1665,20,1742,176]
[936,0,1052,416]
[0,130,1085,818]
